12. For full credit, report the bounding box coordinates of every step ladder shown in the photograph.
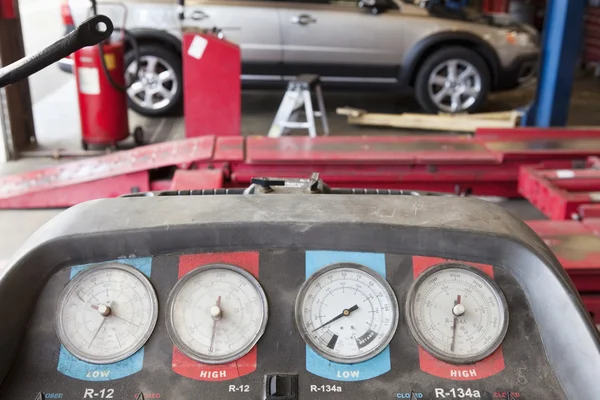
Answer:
[268,74,329,138]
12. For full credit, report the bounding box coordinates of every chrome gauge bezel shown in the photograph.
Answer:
[55,263,159,364]
[405,263,509,365]
[165,263,269,365]
[294,263,399,364]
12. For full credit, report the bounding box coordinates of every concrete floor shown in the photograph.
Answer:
[135,72,600,141]
[0,73,598,263]
[20,70,600,154]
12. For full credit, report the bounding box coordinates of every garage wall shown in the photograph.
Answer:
[0,2,36,160]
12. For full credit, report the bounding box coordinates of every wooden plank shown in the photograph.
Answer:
[336,107,366,118]
[434,111,522,121]
[337,107,522,132]
[345,112,518,132]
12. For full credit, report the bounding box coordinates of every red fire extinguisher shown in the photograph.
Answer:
[73,3,143,150]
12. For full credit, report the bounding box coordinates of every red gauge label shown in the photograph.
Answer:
[172,252,260,382]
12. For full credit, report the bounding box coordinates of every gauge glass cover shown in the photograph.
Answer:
[405,263,509,364]
[165,264,268,364]
[295,263,399,364]
[56,263,158,364]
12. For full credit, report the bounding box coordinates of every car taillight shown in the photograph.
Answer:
[60,0,74,26]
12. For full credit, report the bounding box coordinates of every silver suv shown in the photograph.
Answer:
[61,0,539,117]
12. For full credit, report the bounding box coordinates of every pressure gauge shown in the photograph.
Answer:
[165,264,268,364]
[405,263,509,364]
[56,263,158,364]
[295,263,399,364]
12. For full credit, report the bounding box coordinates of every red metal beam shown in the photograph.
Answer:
[0,171,149,208]
[245,136,500,164]
[519,160,600,220]
[170,170,224,190]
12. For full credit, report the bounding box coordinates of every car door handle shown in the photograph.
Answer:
[291,14,316,25]
[190,10,208,21]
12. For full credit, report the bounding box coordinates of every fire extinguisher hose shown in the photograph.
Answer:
[97,29,140,93]
[88,0,140,93]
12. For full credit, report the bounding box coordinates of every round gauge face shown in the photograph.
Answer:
[55,263,158,364]
[165,264,268,364]
[295,263,399,364]
[405,263,509,364]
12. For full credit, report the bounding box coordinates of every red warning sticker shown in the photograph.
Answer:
[412,256,505,381]
[172,251,259,382]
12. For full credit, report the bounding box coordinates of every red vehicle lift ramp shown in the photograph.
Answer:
[0,136,216,208]
[3,129,600,208]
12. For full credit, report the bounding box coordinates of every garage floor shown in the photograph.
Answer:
[1,73,598,262]
[24,72,600,152]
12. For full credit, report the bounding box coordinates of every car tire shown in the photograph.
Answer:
[124,44,183,117]
[415,47,490,114]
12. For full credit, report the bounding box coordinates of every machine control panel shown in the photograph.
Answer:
[0,195,597,400]
[0,250,565,400]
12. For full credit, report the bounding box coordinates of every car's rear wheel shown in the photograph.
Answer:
[125,44,183,117]
[415,47,490,114]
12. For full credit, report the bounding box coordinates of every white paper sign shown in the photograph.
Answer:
[78,67,101,95]
[187,35,208,60]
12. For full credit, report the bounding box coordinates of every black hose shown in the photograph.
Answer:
[88,0,140,93]
[178,0,185,20]
[97,29,140,93]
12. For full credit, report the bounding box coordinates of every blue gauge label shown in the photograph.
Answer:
[56,257,152,381]
[304,251,391,382]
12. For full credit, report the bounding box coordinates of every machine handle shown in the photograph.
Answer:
[190,10,208,20]
[0,15,113,88]
[291,14,317,25]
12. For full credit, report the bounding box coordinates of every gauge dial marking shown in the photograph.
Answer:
[295,263,399,364]
[56,263,158,365]
[327,334,339,350]
[165,264,268,365]
[313,304,358,332]
[406,264,509,364]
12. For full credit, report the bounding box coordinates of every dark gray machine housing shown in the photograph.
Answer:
[0,195,599,398]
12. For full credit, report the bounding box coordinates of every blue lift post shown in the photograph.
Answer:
[523,0,587,127]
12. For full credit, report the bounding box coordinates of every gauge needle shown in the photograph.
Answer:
[88,301,113,348]
[88,317,108,348]
[90,303,140,327]
[450,295,465,352]
[209,296,222,353]
[312,305,358,332]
